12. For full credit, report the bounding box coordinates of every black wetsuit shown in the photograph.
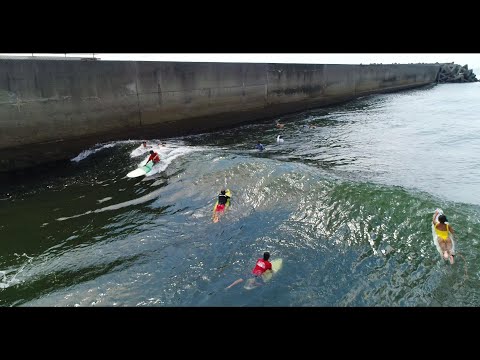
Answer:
[218,193,230,205]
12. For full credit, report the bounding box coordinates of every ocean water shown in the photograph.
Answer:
[1,82,480,307]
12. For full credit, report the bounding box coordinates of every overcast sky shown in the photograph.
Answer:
[2,53,480,68]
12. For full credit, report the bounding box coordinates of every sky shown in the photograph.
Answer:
[1,53,480,69]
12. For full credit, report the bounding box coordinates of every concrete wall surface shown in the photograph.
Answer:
[0,60,441,171]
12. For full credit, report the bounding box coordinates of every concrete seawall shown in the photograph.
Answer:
[0,60,441,172]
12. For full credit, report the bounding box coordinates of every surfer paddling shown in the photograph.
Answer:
[225,252,272,289]
[213,189,231,223]
[433,210,455,264]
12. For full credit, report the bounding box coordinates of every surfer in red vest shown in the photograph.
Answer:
[146,150,160,165]
[225,252,273,289]
[252,252,272,277]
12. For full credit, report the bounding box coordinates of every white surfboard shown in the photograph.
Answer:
[432,208,456,258]
[244,258,283,290]
[127,163,153,178]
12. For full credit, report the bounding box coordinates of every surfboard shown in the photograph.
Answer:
[244,258,283,290]
[261,258,283,282]
[432,208,456,259]
[213,189,231,223]
[127,162,154,178]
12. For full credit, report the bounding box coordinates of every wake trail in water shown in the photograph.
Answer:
[56,187,165,221]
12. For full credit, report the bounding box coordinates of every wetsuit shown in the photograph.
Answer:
[215,193,230,212]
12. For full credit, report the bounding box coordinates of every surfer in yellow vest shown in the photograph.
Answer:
[225,252,273,289]
[433,210,455,264]
[146,150,161,165]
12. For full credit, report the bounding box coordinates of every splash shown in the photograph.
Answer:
[0,253,33,289]
[71,143,117,162]
[70,139,143,162]
[59,142,208,221]
[135,144,204,177]
[130,143,157,158]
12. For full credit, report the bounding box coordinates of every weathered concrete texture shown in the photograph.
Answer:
[0,60,441,172]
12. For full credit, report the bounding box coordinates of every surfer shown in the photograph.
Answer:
[256,141,265,151]
[433,210,455,264]
[146,150,161,165]
[142,141,148,148]
[215,190,230,212]
[252,252,272,277]
[225,252,273,289]
[213,189,231,223]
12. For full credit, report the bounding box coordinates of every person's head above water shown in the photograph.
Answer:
[438,214,447,223]
[149,150,154,155]
[263,252,270,261]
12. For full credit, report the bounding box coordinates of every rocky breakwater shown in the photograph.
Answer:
[437,63,478,83]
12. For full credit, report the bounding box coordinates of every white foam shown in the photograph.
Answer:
[71,139,150,162]
[140,145,204,177]
[0,254,33,289]
[130,144,155,158]
[71,143,116,162]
